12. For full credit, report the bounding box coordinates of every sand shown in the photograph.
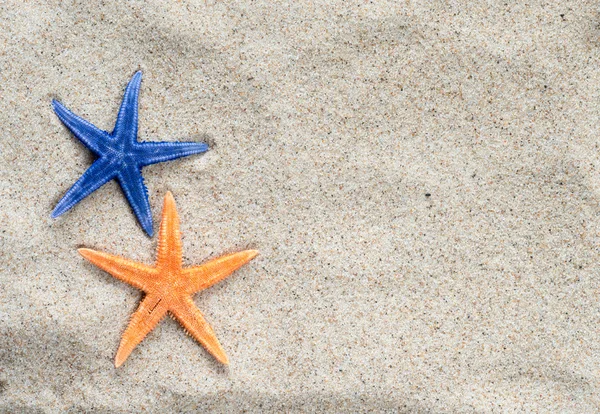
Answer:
[1,0,600,412]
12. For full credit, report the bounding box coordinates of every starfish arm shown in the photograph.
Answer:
[52,100,111,155]
[52,157,117,218]
[78,248,157,292]
[183,250,259,294]
[112,71,141,143]
[156,192,183,267]
[115,294,168,367]
[170,296,229,364]
[136,141,208,167]
[117,165,153,236]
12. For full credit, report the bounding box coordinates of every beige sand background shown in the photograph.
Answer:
[1,0,600,412]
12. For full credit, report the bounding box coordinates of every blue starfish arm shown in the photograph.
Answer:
[52,100,111,155]
[117,165,154,236]
[52,158,118,218]
[136,141,209,166]
[112,71,142,143]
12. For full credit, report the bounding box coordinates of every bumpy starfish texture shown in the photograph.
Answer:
[52,71,208,236]
[79,192,258,367]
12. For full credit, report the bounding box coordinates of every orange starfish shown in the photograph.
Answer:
[79,192,258,367]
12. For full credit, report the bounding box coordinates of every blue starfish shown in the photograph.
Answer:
[51,71,208,236]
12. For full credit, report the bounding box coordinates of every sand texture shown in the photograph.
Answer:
[1,0,600,412]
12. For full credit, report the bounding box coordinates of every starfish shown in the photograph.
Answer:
[79,192,258,367]
[51,71,208,236]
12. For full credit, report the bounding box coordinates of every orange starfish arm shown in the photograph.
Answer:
[170,296,229,364]
[115,294,168,367]
[79,248,157,292]
[156,192,182,268]
[183,250,259,294]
